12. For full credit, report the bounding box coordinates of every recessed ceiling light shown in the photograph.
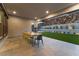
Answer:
[32,23,34,25]
[37,20,40,22]
[35,17,37,19]
[46,10,49,14]
[13,11,16,14]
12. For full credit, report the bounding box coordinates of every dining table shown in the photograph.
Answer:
[30,32,42,46]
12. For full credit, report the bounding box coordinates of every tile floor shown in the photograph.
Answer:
[0,36,79,56]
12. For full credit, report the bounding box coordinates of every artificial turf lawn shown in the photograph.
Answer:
[42,32,79,45]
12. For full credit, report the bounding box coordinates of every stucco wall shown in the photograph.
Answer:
[8,16,33,37]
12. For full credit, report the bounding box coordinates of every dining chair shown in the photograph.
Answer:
[36,35,43,47]
[32,35,37,46]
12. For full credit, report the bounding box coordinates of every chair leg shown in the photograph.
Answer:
[37,40,39,47]
[41,39,43,45]
[32,39,35,46]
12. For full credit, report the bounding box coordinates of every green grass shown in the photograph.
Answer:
[42,32,79,45]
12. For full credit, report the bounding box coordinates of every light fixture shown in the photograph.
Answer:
[38,22,43,23]
[32,23,34,25]
[37,20,40,22]
[13,11,16,14]
[46,10,49,14]
[35,17,37,19]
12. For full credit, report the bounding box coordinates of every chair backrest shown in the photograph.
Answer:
[37,35,42,40]
[23,32,31,39]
